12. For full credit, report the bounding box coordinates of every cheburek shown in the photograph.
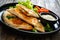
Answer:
[3,11,33,30]
[16,4,39,18]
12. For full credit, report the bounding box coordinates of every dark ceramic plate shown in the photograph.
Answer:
[0,3,60,34]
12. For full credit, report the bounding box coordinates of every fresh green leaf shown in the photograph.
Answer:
[18,0,33,9]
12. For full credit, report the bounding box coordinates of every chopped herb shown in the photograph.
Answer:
[6,16,16,19]
[44,23,53,32]
[9,6,13,8]
[9,6,16,8]
[32,28,38,32]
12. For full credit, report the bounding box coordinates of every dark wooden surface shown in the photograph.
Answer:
[0,0,60,40]
[0,22,60,40]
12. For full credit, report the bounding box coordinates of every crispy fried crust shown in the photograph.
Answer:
[16,4,39,18]
[3,11,33,30]
[7,8,45,32]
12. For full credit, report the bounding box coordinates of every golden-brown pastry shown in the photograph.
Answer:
[3,11,33,30]
[7,8,45,32]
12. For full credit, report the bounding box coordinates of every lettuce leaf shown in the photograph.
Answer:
[18,0,33,9]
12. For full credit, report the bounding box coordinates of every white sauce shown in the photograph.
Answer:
[41,15,56,21]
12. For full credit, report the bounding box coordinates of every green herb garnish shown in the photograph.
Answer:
[9,6,13,8]
[33,8,38,13]
[32,28,38,32]
[45,23,53,32]
[6,16,16,19]
[9,6,16,8]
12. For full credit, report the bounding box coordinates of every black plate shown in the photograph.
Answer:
[0,3,60,34]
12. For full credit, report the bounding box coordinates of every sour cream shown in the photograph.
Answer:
[41,15,56,21]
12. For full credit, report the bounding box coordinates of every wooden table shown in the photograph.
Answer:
[0,0,60,40]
